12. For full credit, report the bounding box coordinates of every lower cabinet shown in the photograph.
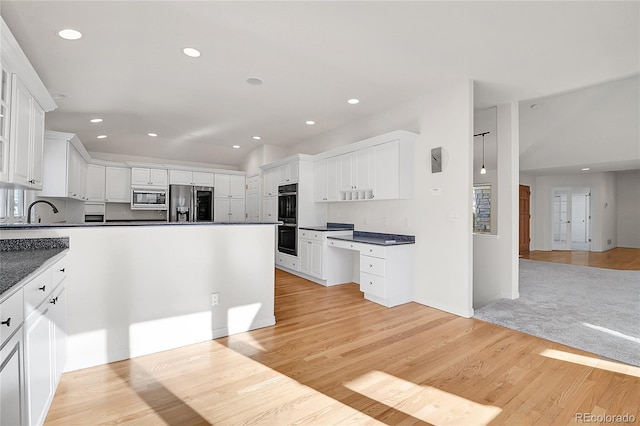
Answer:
[214,198,245,222]
[275,252,299,271]
[299,236,323,278]
[0,329,27,426]
[0,252,67,426]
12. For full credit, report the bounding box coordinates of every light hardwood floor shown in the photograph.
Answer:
[520,247,640,270]
[46,269,640,425]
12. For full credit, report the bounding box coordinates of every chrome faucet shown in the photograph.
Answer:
[27,200,59,224]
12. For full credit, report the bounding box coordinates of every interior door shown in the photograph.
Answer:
[519,185,531,254]
[552,189,571,250]
[570,191,591,251]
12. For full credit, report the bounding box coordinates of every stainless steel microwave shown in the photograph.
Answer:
[131,187,167,210]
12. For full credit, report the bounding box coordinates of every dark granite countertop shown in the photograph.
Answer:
[0,221,281,229]
[327,231,415,246]
[299,223,355,232]
[1,238,69,300]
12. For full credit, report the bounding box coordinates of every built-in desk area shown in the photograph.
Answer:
[327,231,415,308]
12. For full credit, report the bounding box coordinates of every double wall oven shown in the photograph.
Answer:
[277,183,297,256]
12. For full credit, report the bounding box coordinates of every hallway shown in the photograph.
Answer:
[520,247,640,271]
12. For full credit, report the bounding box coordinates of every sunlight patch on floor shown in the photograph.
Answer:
[343,370,502,425]
[581,322,640,344]
[540,348,640,378]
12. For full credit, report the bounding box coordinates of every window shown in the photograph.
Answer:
[0,188,29,223]
[473,185,492,234]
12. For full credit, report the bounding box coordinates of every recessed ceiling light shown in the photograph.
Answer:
[182,47,201,58]
[246,78,263,86]
[147,133,158,137]
[252,136,262,140]
[97,135,107,139]
[347,98,360,105]
[305,120,315,125]
[58,29,82,40]
[232,145,240,149]
[581,167,590,171]
[90,118,103,123]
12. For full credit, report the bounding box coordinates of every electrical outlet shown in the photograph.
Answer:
[211,292,219,306]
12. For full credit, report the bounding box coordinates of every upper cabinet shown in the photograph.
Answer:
[40,131,90,201]
[168,169,214,186]
[0,18,57,190]
[105,166,130,203]
[214,173,245,198]
[313,131,416,202]
[131,167,168,187]
[85,164,106,202]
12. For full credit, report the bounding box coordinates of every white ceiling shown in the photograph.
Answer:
[1,1,638,168]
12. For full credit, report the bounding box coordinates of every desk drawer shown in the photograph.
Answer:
[360,244,386,258]
[328,239,360,251]
[360,272,386,299]
[360,255,386,276]
[51,256,68,287]
[299,230,323,242]
[1,289,24,346]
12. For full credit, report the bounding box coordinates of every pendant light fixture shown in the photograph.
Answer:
[474,132,489,175]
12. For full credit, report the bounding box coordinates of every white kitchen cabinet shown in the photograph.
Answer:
[0,327,26,426]
[131,167,167,187]
[314,157,339,202]
[277,162,298,185]
[298,233,324,279]
[7,75,45,190]
[339,149,373,199]
[214,198,245,222]
[262,168,278,197]
[215,173,245,198]
[0,68,10,182]
[245,175,260,222]
[85,164,106,202]
[275,252,298,271]
[262,196,277,221]
[40,132,89,201]
[105,166,131,203]
[169,169,214,186]
[372,140,400,200]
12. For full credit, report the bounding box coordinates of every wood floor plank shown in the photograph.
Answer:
[46,269,640,425]
[521,247,640,270]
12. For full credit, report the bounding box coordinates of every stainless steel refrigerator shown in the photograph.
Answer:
[168,185,214,222]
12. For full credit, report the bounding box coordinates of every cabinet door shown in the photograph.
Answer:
[326,156,340,201]
[169,170,192,185]
[229,175,245,198]
[0,330,26,426]
[213,198,229,222]
[339,152,355,191]
[229,198,245,222]
[298,238,311,274]
[299,239,323,278]
[310,240,323,278]
[30,102,45,190]
[314,160,328,202]
[372,141,399,200]
[214,174,230,198]
[51,285,66,383]
[262,196,277,221]
[131,167,150,186]
[192,171,214,186]
[105,167,131,203]
[86,164,106,202]
[25,303,54,426]
[67,146,86,200]
[355,148,373,190]
[0,68,10,182]
[263,169,278,197]
[150,169,167,186]
[9,75,31,187]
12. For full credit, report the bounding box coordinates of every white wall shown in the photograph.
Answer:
[241,144,290,176]
[473,103,519,309]
[533,172,617,251]
[296,79,475,317]
[616,170,640,248]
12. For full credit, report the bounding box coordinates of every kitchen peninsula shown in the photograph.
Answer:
[0,222,278,372]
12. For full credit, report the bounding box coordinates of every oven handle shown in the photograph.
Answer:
[278,192,297,196]
[279,223,297,227]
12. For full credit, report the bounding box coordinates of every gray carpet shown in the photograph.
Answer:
[474,259,640,366]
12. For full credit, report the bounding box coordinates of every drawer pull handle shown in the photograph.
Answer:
[369,281,373,285]
[50,297,58,305]
[38,285,46,292]
[60,268,65,273]
[370,264,373,268]
[1,318,10,327]
[369,249,373,253]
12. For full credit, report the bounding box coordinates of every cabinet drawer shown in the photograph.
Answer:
[327,239,360,251]
[360,272,386,299]
[360,244,386,258]
[360,255,386,276]
[51,256,68,287]
[276,254,299,271]
[299,230,323,242]
[1,289,24,346]
[24,269,52,314]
